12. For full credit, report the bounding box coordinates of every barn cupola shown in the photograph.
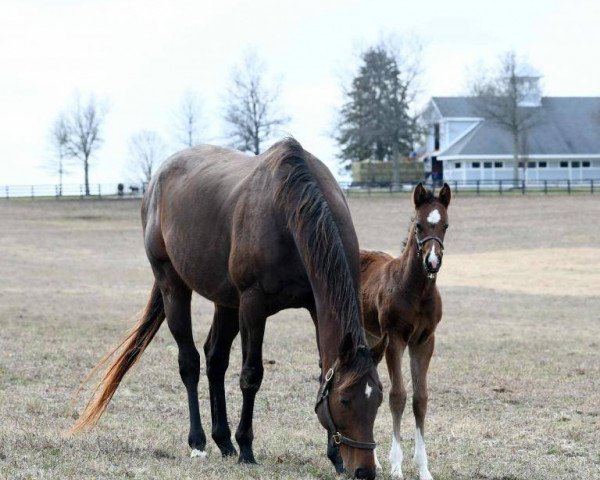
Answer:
[516,65,542,107]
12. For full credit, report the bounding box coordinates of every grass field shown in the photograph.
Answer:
[0,195,598,480]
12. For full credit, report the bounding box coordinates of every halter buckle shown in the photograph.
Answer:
[332,432,342,445]
[325,368,334,382]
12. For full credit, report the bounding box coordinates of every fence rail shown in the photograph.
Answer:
[0,179,598,199]
[0,183,144,199]
[340,179,598,196]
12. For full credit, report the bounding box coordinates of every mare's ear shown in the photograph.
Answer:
[370,333,388,365]
[338,332,356,365]
[438,182,451,207]
[413,183,428,208]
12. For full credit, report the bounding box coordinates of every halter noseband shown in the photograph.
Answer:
[314,361,377,451]
[414,225,445,258]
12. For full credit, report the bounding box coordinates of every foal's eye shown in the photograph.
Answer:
[416,223,423,231]
[444,224,449,230]
[340,398,350,406]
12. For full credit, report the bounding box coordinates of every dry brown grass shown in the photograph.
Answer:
[0,195,599,479]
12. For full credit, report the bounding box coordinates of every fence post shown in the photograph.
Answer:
[476,180,480,196]
[499,180,502,195]
[567,179,571,195]
[544,180,547,195]
[454,180,458,195]
[591,179,594,195]
[5,186,8,199]
[521,180,525,195]
[98,184,102,197]
[80,185,83,199]
[31,185,34,199]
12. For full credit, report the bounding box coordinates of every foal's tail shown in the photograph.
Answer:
[71,282,165,432]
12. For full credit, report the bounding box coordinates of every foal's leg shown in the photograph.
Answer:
[386,334,408,479]
[235,288,267,464]
[204,305,239,457]
[409,335,435,480]
[159,274,207,457]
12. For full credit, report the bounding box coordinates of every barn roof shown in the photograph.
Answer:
[431,97,600,157]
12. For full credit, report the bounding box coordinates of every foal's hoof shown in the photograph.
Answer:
[190,449,208,459]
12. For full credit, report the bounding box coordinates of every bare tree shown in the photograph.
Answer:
[62,95,107,195]
[47,114,71,196]
[173,90,203,148]
[223,51,289,155]
[128,130,166,184]
[469,51,542,185]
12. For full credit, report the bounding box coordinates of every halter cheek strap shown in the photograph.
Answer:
[314,361,377,451]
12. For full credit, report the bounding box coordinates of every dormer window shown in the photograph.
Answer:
[433,124,440,150]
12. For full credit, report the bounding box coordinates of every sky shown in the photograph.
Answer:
[1,0,599,186]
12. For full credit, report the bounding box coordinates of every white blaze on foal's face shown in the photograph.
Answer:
[426,208,441,225]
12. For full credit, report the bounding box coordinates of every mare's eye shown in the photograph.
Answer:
[444,224,449,230]
[340,398,350,406]
[416,223,423,231]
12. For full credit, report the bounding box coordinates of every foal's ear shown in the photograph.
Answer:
[338,332,356,365]
[370,333,388,365]
[413,183,429,207]
[438,182,451,207]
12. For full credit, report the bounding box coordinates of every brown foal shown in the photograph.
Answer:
[359,183,451,480]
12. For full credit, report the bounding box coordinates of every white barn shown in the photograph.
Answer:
[421,82,600,185]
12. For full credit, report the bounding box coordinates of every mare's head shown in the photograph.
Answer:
[315,333,388,479]
[412,182,452,275]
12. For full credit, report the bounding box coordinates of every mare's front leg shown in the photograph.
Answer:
[204,305,240,457]
[235,288,267,464]
[409,335,435,480]
[386,332,408,479]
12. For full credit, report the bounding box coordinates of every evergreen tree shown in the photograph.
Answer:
[336,44,420,169]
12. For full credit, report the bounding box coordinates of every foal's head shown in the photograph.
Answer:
[412,183,452,276]
[316,333,388,479]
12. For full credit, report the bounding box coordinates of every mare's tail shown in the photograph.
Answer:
[71,281,165,432]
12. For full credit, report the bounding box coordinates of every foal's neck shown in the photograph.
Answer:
[397,224,436,290]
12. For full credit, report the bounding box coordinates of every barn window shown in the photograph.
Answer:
[494,162,503,168]
[538,161,547,168]
[583,161,591,167]
[572,161,580,168]
[483,162,492,168]
[472,162,480,168]
[560,161,568,168]
[527,161,536,168]
[455,162,461,169]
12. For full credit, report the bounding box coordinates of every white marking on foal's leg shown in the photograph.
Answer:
[389,434,404,479]
[427,209,441,225]
[365,381,373,399]
[190,449,207,459]
[413,428,433,480]
[427,245,439,270]
[374,447,382,470]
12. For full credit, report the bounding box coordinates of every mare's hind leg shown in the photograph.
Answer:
[235,288,267,464]
[155,262,207,457]
[309,308,343,473]
[409,335,435,480]
[204,305,239,457]
[386,333,408,479]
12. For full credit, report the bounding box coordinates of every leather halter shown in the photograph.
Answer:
[414,226,445,258]
[314,361,377,450]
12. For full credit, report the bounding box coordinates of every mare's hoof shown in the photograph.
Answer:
[190,449,208,459]
[218,440,237,458]
[238,452,257,464]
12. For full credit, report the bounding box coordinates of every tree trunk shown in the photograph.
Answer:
[512,130,520,188]
[84,156,90,196]
[391,144,400,191]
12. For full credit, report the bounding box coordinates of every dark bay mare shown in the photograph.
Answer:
[72,138,387,479]
[359,183,451,480]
